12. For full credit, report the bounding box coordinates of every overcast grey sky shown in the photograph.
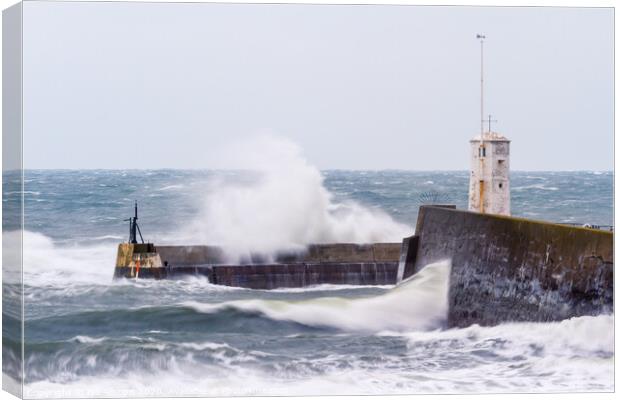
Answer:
[22,2,613,170]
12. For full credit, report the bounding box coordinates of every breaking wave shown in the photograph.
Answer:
[22,313,614,398]
[183,260,451,332]
[3,230,117,286]
[513,184,559,191]
[182,135,413,262]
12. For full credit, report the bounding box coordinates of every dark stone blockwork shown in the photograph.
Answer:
[412,206,613,327]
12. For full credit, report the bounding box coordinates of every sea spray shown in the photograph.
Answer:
[183,260,451,332]
[12,230,116,286]
[183,135,413,262]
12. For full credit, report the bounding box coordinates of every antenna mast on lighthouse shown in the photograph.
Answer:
[477,33,486,137]
[468,33,511,217]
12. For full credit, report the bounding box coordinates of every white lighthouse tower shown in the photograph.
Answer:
[468,35,511,216]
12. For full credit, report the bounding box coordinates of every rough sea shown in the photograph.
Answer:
[2,167,614,398]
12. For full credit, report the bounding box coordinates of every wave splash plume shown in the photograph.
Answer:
[183,135,413,262]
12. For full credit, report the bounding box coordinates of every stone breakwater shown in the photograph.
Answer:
[400,206,613,327]
[113,243,402,289]
[113,206,613,326]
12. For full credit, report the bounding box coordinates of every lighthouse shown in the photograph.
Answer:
[468,34,511,216]
[468,123,511,215]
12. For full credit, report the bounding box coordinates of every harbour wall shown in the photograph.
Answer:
[113,206,613,327]
[404,206,613,327]
[154,243,401,265]
[115,262,398,289]
[114,243,401,288]
[211,262,397,288]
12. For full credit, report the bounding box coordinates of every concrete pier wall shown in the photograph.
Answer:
[113,262,398,288]
[211,262,397,289]
[410,206,613,327]
[154,243,401,266]
[113,206,613,327]
[114,243,401,287]
[157,245,226,265]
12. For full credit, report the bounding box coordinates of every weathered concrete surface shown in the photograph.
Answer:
[396,235,418,282]
[113,243,401,287]
[114,266,171,279]
[115,243,159,267]
[114,243,162,278]
[113,262,398,288]
[276,243,400,264]
[468,132,511,216]
[211,262,397,289]
[157,245,226,265]
[411,206,613,327]
[153,243,400,266]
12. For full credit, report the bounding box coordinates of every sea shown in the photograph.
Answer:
[2,168,614,398]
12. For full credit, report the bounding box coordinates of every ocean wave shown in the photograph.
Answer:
[266,283,394,293]
[78,234,124,241]
[69,335,109,344]
[182,260,450,333]
[513,184,559,191]
[23,261,448,345]
[179,341,235,351]
[380,314,614,355]
[156,184,185,191]
[22,314,614,398]
[4,230,116,286]
[4,190,41,195]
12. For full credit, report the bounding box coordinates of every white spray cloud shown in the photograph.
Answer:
[3,230,117,286]
[185,134,413,261]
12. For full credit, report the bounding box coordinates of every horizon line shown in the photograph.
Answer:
[4,168,614,173]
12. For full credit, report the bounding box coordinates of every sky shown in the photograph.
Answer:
[21,2,614,171]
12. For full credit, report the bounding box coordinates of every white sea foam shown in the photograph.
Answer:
[23,314,614,398]
[89,235,124,241]
[4,190,41,195]
[266,283,394,293]
[179,341,234,351]
[180,134,413,262]
[3,230,117,286]
[69,336,108,344]
[183,260,451,332]
[18,256,614,397]
[513,184,559,191]
[156,184,184,191]
[399,314,614,356]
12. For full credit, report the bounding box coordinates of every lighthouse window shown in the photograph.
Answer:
[479,147,486,157]
[499,183,503,189]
